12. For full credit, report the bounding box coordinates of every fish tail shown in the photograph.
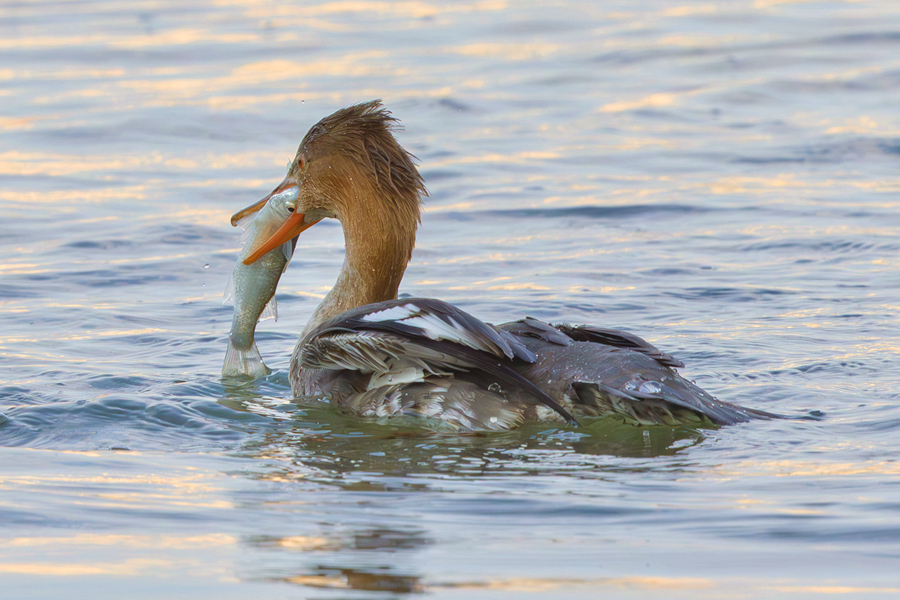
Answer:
[222,340,271,379]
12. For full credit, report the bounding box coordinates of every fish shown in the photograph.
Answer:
[221,185,300,378]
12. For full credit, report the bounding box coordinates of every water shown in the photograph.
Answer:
[2,0,900,597]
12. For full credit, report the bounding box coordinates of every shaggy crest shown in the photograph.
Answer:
[298,100,427,223]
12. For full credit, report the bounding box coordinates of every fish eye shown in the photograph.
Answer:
[287,206,295,213]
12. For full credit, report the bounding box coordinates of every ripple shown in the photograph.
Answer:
[471,204,717,220]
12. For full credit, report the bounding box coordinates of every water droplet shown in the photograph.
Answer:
[301,100,305,103]
[489,416,498,423]
[639,381,661,394]
[623,381,636,391]
[488,383,501,393]
[202,283,206,287]
[203,264,209,269]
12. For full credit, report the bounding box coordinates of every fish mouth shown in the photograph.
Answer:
[231,176,322,265]
[230,175,294,226]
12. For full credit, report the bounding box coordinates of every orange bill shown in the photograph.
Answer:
[242,212,322,265]
[230,197,268,227]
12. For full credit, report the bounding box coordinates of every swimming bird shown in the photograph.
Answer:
[230,100,777,430]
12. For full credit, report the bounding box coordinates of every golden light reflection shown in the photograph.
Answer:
[136,206,234,227]
[1,472,223,497]
[0,150,285,179]
[724,460,900,478]
[276,536,339,551]
[0,150,158,177]
[425,151,558,168]
[422,202,474,213]
[9,533,235,549]
[703,174,900,197]
[0,116,45,131]
[662,4,719,17]
[206,86,455,110]
[600,92,676,113]
[753,0,839,8]
[1,67,125,81]
[207,92,312,111]
[215,0,508,21]
[0,187,147,205]
[436,576,716,591]
[767,585,900,594]
[86,494,233,510]
[285,574,349,588]
[0,559,174,576]
[117,54,399,106]
[0,30,258,51]
[448,42,559,60]
[486,282,550,291]
[825,115,900,135]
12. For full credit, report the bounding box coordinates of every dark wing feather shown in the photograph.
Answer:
[323,298,536,362]
[304,298,578,425]
[555,324,685,369]
[502,318,574,346]
[574,381,780,426]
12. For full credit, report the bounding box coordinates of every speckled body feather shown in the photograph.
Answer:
[292,298,778,430]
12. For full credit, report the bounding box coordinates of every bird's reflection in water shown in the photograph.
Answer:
[224,390,706,484]
[226,387,706,594]
[281,566,424,594]
[249,528,429,594]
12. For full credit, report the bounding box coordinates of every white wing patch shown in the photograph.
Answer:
[359,303,502,356]
[412,313,492,352]
[360,304,422,322]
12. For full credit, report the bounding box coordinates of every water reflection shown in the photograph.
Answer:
[251,527,430,593]
[277,566,424,594]
[224,381,707,484]
[5,0,900,596]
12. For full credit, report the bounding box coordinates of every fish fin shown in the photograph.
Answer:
[222,271,235,306]
[235,211,257,233]
[222,340,271,379]
[238,212,266,250]
[259,294,277,322]
[281,240,293,269]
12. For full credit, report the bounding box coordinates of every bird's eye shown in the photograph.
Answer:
[297,154,306,169]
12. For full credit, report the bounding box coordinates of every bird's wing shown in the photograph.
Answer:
[572,381,779,426]
[554,323,685,369]
[301,298,578,424]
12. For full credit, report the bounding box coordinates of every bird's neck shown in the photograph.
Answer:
[302,198,417,338]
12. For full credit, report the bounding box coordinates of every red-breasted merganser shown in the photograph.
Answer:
[231,100,777,430]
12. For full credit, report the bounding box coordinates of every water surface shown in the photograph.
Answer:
[2,0,900,598]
